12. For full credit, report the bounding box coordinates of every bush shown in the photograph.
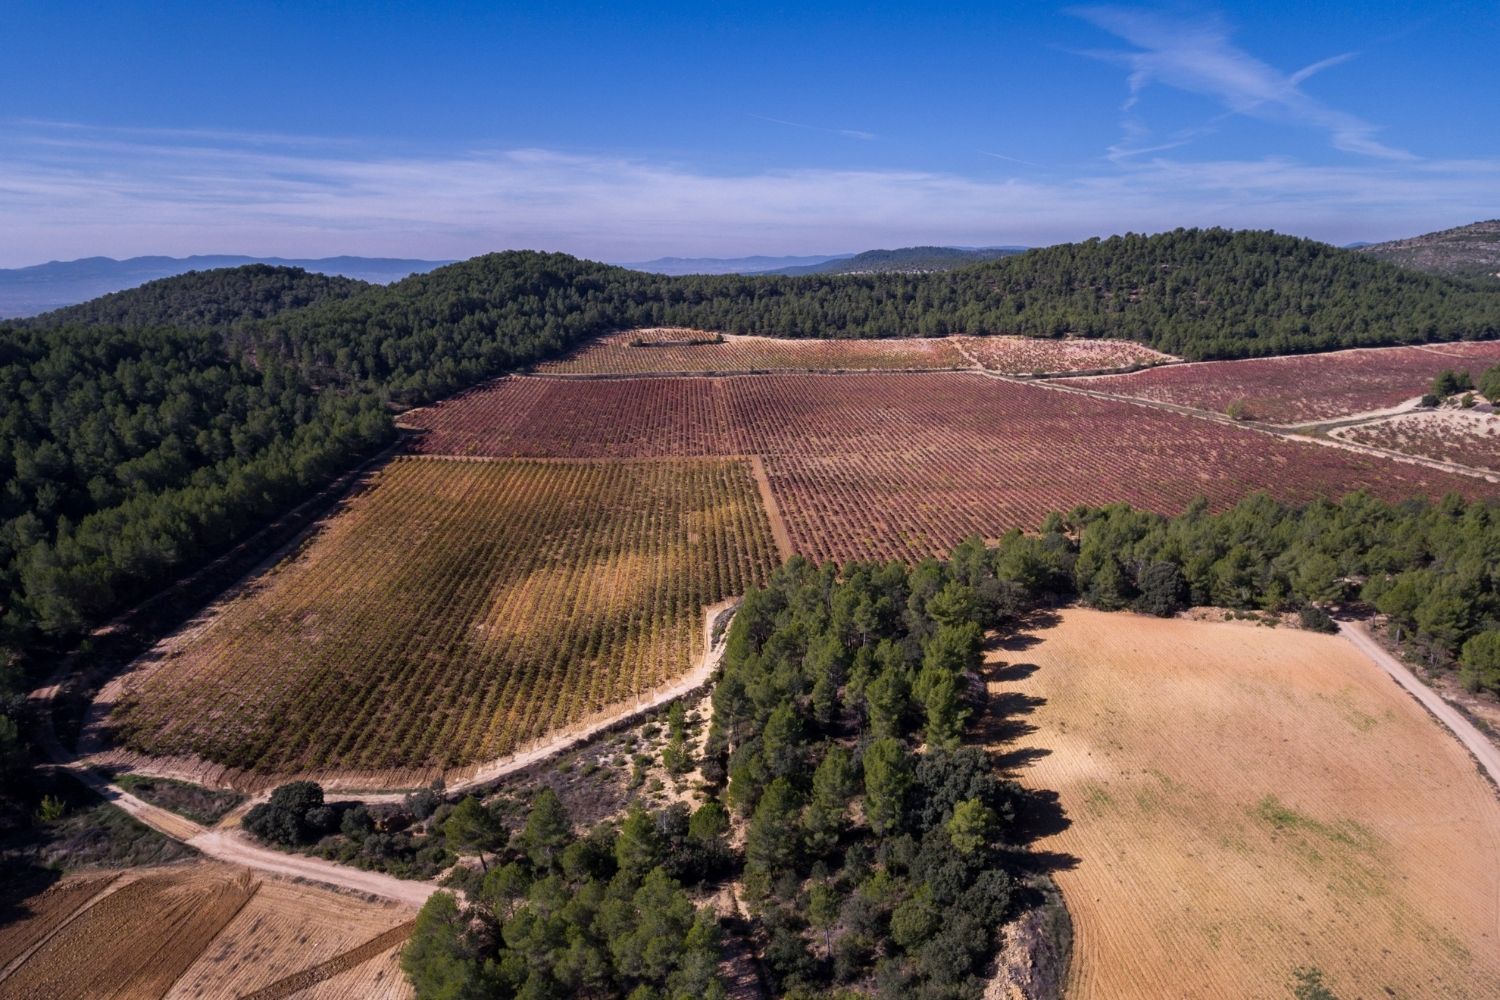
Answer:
[244,781,326,846]
[1298,606,1338,634]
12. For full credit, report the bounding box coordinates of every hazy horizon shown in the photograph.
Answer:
[4,2,1497,268]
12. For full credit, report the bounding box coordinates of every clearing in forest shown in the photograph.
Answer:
[533,329,1173,376]
[1058,340,1500,423]
[404,372,1497,563]
[103,457,778,781]
[991,608,1500,999]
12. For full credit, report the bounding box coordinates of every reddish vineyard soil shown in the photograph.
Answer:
[1057,341,1500,423]
[404,372,1497,563]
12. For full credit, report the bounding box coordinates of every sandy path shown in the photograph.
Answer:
[181,832,437,908]
[1341,621,1500,790]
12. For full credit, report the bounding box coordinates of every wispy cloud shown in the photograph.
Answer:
[1071,6,1411,160]
[1,120,1495,266]
[750,114,877,141]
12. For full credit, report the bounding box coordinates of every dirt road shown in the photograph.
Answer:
[1342,621,1500,790]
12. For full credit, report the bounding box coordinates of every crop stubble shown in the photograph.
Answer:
[992,609,1500,998]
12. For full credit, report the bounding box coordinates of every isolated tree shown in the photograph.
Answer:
[443,796,506,871]
[1480,364,1500,402]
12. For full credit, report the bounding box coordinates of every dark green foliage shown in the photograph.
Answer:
[403,793,727,1000]
[1480,364,1500,401]
[443,796,507,870]
[1431,368,1474,398]
[1298,606,1338,634]
[243,780,325,845]
[1459,631,1500,693]
[703,556,1029,997]
[28,265,368,330]
[649,229,1500,359]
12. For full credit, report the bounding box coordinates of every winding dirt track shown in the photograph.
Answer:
[1341,620,1500,789]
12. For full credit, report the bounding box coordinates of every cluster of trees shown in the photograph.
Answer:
[704,557,1028,998]
[977,492,1500,691]
[402,788,728,999]
[1480,364,1500,402]
[244,780,456,879]
[0,323,393,638]
[647,229,1500,359]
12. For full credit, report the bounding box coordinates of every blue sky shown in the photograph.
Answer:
[2,1,1496,266]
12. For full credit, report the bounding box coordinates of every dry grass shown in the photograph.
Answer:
[991,608,1500,999]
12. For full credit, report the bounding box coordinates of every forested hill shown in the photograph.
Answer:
[26,265,371,330]
[767,245,1024,275]
[6,229,1500,649]
[650,228,1500,357]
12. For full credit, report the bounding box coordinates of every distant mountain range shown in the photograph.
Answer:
[616,253,853,276]
[618,245,1029,277]
[0,254,452,318]
[766,245,1029,275]
[1356,221,1500,280]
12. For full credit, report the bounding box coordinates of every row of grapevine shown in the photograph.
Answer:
[110,457,779,774]
[1059,340,1500,423]
[404,372,1498,564]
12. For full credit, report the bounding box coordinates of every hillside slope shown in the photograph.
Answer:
[768,245,1024,275]
[27,265,371,330]
[1358,220,1500,280]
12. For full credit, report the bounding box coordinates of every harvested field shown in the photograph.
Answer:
[0,866,259,1000]
[958,335,1173,374]
[535,329,974,374]
[0,872,118,972]
[991,608,1500,999]
[167,879,412,999]
[532,329,1171,376]
[284,938,409,999]
[0,866,416,1000]
[1334,408,1500,471]
[1058,341,1500,423]
[404,372,1497,563]
[105,457,777,777]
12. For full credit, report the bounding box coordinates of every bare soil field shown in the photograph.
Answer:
[0,872,119,972]
[991,608,1500,998]
[1333,408,1500,471]
[100,457,777,779]
[167,878,412,999]
[1057,341,1500,424]
[532,328,1172,376]
[0,864,415,1000]
[404,372,1497,563]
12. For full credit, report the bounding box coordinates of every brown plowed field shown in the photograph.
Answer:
[0,866,259,1000]
[532,329,1171,376]
[0,865,416,1000]
[166,879,412,998]
[403,372,1496,563]
[0,873,119,971]
[991,609,1500,998]
[1057,341,1500,423]
[107,457,777,775]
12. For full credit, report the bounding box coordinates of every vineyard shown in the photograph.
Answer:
[1058,340,1500,423]
[534,328,1174,376]
[998,609,1500,998]
[1334,409,1500,472]
[404,372,1497,563]
[957,335,1172,374]
[0,865,415,1000]
[105,457,778,777]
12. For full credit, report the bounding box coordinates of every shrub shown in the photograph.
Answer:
[1298,606,1338,634]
